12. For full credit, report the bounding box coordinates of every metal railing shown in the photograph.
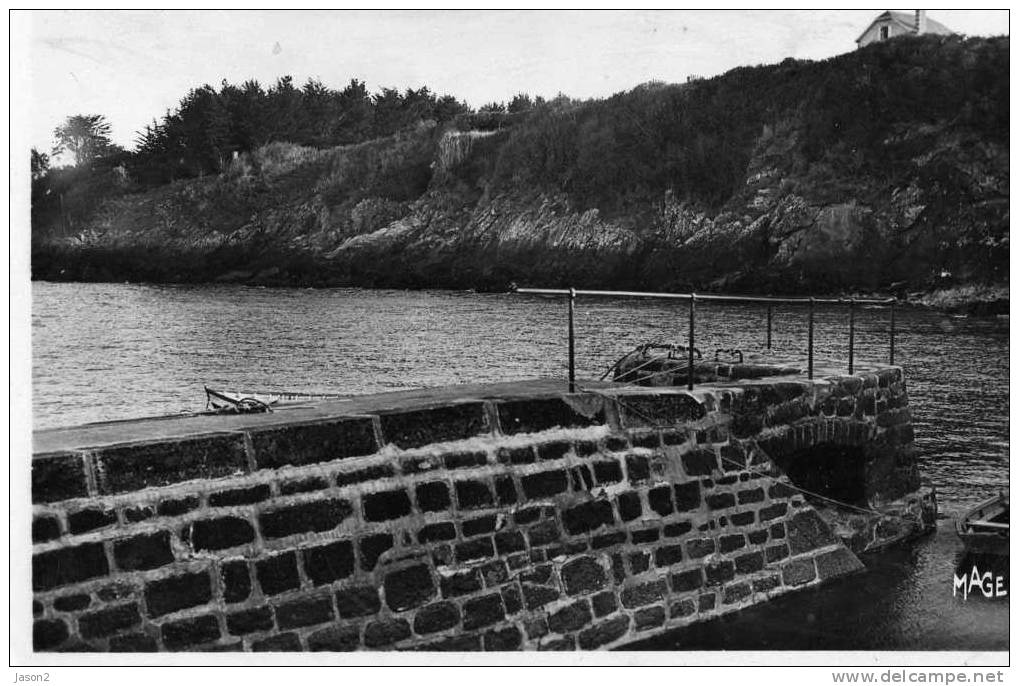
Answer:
[514,287,898,392]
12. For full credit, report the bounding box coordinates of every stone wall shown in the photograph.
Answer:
[30,365,928,652]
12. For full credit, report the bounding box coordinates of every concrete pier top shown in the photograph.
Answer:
[34,356,897,457]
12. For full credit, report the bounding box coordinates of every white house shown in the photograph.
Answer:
[856,10,954,48]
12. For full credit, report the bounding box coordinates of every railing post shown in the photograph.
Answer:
[848,298,855,375]
[889,300,896,366]
[808,297,815,379]
[688,293,696,391]
[766,304,773,350]
[567,287,576,393]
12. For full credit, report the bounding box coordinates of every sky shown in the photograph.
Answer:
[16,9,1011,154]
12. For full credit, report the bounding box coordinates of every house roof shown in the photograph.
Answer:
[855,10,955,44]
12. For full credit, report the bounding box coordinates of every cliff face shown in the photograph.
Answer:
[32,35,1009,296]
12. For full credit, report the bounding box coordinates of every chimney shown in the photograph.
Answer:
[915,10,928,34]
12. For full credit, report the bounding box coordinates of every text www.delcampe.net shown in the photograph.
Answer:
[833,672,1006,684]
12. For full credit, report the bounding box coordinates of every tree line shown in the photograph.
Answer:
[32,76,559,188]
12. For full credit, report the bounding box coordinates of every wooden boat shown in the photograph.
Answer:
[205,386,349,413]
[956,492,1009,556]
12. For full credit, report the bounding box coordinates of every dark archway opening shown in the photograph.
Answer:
[773,443,869,507]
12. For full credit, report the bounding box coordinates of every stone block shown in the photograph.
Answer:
[734,551,765,574]
[308,625,360,651]
[186,516,255,551]
[363,618,412,647]
[617,491,643,521]
[723,582,752,605]
[737,487,765,504]
[494,530,526,555]
[413,601,460,634]
[497,397,603,434]
[522,583,561,609]
[441,569,482,598]
[593,460,624,484]
[415,481,451,512]
[256,552,300,596]
[502,584,523,614]
[648,486,674,516]
[631,527,660,543]
[577,615,630,649]
[670,568,704,593]
[620,579,666,608]
[456,537,495,562]
[673,482,701,511]
[706,492,736,510]
[686,538,715,559]
[629,551,651,573]
[617,393,705,427]
[682,449,718,476]
[634,605,666,630]
[479,560,509,586]
[538,441,572,461]
[562,500,615,535]
[625,454,651,483]
[113,531,174,571]
[33,619,69,650]
[670,598,697,618]
[786,510,837,555]
[334,585,381,618]
[227,606,274,635]
[251,417,377,469]
[220,560,251,603]
[759,502,789,521]
[68,508,117,535]
[384,564,436,611]
[521,470,569,499]
[747,528,768,544]
[495,476,518,505]
[444,450,488,469]
[302,539,355,584]
[32,542,108,591]
[158,496,199,516]
[782,558,817,586]
[419,522,456,543]
[591,590,618,617]
[455,480,494,509]
[524,617,549,639]
[281,476,330,494]
[78,603,141,639]
[704,560,735,586]
[593,531,627,549]
[208,484,271,507]
[753,574,781,593]
[558,558,603,603]
[108,633,158,652]
[462,593,505,630]
[93,434,247,496]
[144,571,212,617]
[816,547,864,580]
[53,594,90,612]
[31,516,60,543]
[361,490,412,522]
[161,614,221,650]
[765,543,790,563]
[276,595,335,629]
[31,452,88,504]
[720,534,746,553]
[655,544,684,567]
[548,599,593,633]
[484,626,522,651]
